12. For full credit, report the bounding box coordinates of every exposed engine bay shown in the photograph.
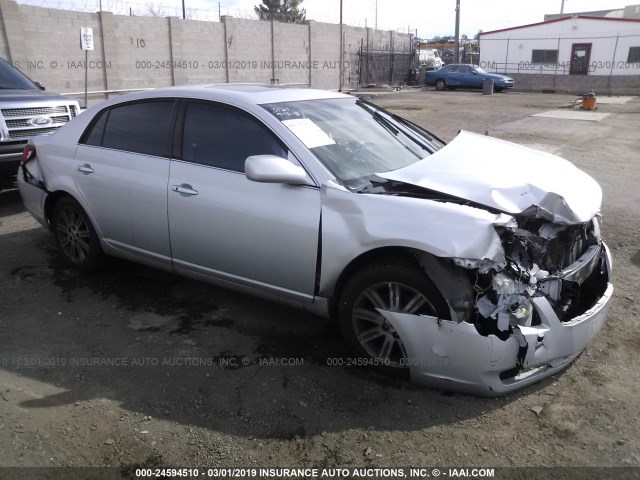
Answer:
[468,217,609,379]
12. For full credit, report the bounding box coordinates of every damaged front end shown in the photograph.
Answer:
[381,214,613,396]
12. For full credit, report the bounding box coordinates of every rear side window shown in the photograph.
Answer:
[82,100,174,157]
[181,102,286,172]
[83,109,108,146]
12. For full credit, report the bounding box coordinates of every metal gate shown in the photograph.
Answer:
[353,45,417,87]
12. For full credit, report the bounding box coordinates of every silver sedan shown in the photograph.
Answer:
[17,85,613,395]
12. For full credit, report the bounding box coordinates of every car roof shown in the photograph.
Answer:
[107,84,349,107]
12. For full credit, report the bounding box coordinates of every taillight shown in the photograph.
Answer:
[21,144,36,166]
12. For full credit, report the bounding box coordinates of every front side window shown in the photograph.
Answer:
[181,102,286,172]
[91,101,175,156]
[263,98,443,190]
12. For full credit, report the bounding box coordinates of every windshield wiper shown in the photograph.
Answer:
[372,110,399,136]
[351,175,390,193]
[388,113,446,145]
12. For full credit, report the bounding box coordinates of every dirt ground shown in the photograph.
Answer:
[0,89,639,479]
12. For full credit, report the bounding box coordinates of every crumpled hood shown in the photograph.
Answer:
[378,130,602,224]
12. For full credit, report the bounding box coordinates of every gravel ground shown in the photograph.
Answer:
[0,89,638,480]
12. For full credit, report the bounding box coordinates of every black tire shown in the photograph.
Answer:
[337,257,450,369]
[435,79,446,91]
[494,87,504,93]
[52,196,103,271]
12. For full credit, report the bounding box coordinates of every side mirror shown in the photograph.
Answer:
[34,82,45,90]
[245,155,314,186]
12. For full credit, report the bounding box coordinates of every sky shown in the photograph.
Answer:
[18,0,632,39]
[206,0,631,38]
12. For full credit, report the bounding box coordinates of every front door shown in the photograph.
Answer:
[168,100,321,300]
[570,43,591,75]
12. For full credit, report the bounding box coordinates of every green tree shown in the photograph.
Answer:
[254,0,306,23]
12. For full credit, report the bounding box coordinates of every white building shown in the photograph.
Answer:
[479,16,640,77]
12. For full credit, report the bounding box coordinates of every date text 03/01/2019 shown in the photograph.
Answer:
[134,467,496,478]
[134,60,348,70]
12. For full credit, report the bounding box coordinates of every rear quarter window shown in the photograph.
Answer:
[80,100,175,157]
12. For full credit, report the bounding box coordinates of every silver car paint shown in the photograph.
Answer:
[74,145,173,263]
[17,85,613,395]
[379,130,602,225]
[168,159,320,299]
[318,180,515,297]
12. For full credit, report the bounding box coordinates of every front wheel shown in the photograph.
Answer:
[337,259,450,368]
[52,196,103,271]
[435,79,446,91]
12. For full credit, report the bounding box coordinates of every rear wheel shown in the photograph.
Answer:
[435,79,446,91]
[337,258,449,368]
[52,196,103,271]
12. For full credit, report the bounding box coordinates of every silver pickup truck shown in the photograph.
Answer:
[0,57,80,176]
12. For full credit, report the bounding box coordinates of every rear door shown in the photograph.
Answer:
[167,100,321,300]
[446,65,464,86]
[74,100,175,262]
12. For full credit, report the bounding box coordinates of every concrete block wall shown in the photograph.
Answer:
[308,21,341,90]
[273,21,309,86]
[510,73,640,96]
[0,0,412,102]
[167,17,227,85]
[224,17,272,84]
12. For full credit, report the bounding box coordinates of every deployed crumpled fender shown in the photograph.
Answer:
[318,181,513,297]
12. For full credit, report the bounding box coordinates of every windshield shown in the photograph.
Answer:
[0,58,40,90]
[474,66,488,74]
[262,97,443,190]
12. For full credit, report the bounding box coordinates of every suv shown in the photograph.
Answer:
[0,57,80,176]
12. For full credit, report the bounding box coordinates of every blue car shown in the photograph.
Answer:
[425,64,515,92]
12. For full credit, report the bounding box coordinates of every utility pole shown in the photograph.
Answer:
[182,0,186,19]
[375,0,378,30]
[453,0,460,63]
[339,0,343,91]
[561,0,566,14]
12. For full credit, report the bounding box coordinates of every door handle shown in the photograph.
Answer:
[77,164,94,174]
[171,184,198,196]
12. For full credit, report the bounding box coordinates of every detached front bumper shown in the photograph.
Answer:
[380,243,613,396]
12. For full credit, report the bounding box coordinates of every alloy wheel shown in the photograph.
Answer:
[351,281,437,366]
[56,206,91,264]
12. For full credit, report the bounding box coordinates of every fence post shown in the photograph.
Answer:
[222,15,230,83]
[307,20,312,87]
[504,37,510,74]
[389,30,394,85]
[168,17,175,86]
[98,11,110,99]
[358,38,363,85]
[270,17,276,84]
[608,34,620,96]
